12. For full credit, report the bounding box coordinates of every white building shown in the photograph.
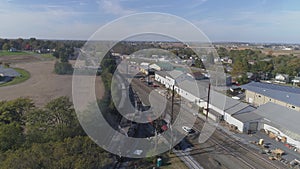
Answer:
[252,102,300,149]
[155,70,189,89]
[292,77,300,86]
[155,71,168,86]
[275,73,289,84]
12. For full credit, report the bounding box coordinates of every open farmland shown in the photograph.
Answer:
[0,56,104,106]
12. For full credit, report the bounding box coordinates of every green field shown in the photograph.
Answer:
[0,68,30,87]
[0,50,28,57]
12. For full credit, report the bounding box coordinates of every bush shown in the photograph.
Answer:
[54,61,73,75]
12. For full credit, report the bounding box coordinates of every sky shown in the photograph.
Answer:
[1,0,300,43]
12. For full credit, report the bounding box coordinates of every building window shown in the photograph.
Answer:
[258,95,261,98]
[292,106,295,109]
[269,99,272,101]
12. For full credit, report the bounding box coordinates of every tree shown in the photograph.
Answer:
[193,58,205,69]
[0,122,24,152]
[59,51,68,63]
[1,136,112,169]
[217,47,229,58]
[236,74,249,85]
[0,98,34,124]
[54,61,73,75]
[44,97,74,126]
[231,60,248,77]
[2,43,10,50]
[52,51,59,58]
[25,97,85,144]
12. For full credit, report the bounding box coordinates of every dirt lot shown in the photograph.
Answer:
[0,54,41,63]
[0,58,104,106]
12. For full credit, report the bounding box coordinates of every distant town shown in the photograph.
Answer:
[1,38,300,168]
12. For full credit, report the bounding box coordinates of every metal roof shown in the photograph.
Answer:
[0,66,20,77]
[156,71,255,117]
[206,88,254,115]
[253,102,300,141]
[166,70,186,79]
[233,111,262,123]
[241,82,300,107]
[154,62,174,71]
[179,79,252,115]
[177,79,206,98]
[155,71,168,77]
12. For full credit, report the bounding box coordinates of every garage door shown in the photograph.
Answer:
[249,122,258,131]
[248,98,253,103]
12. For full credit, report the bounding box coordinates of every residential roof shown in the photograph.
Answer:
[253,102,300,141]
[241,82,300,107]
[293,77,300,80]
[276,73,289,78]
[0,66,20,77]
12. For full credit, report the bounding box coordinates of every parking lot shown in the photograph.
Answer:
[235,130,300,167]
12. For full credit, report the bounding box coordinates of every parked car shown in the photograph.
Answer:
[182,126,196,134]
[152,83,160,87]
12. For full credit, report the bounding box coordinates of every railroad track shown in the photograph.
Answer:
[183,105,283,169]
[173,149,204,169]
[130,77,284,169]
[212,126,282,169]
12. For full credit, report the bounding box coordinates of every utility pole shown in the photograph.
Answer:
[171,85,175,124]
[147,64,150,86]
[169,85,175,154]
[206,83,211,120]
[126,59,129,75]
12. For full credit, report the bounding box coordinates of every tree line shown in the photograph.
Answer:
[217,47,300,84]
[0,97,113,168]
[0,38,84,52]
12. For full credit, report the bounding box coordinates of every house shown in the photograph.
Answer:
[9,47,17,52]
[246,72,254,79]
[275,73,289,84]
[0,66,21,82]
[221,57,233,64]
[241,82,300,111]
[227,59,233,64]
[292,77,300,86]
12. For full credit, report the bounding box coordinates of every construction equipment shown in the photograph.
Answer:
[258,139,264,146]
[272,148,284,158]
